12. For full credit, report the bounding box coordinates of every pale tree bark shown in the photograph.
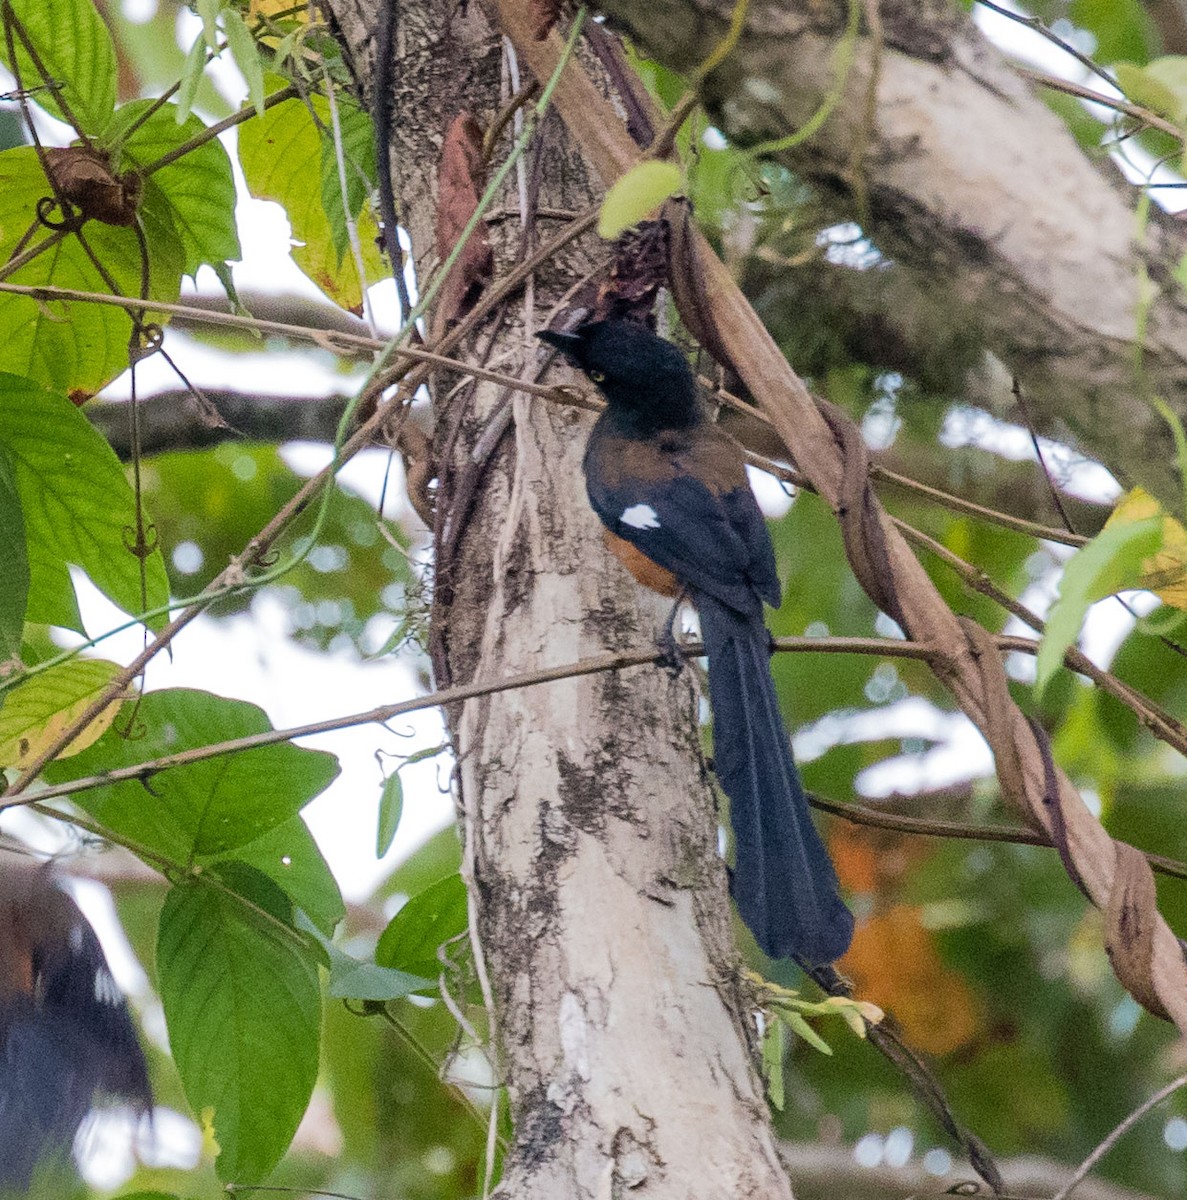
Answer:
[593,0,1187,508]
[323,1,800,1196]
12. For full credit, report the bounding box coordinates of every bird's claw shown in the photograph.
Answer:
[657,622,685,675]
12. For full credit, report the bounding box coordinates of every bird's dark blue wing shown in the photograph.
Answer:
[585,421,780,616]
[720,482,780,609]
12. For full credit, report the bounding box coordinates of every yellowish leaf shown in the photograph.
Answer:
[0,659,126,767]
[1104,486,1187,607]
[249,0,309,22]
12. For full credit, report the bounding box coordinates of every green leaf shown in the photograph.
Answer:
[376,873,469,980]
[762,1016,786,1110]
[1115,60,1187,124]
[0,452,29,662]
[376,770,403,857]
[107,100,242,278]
[222,9,265,119]
[0,0,117,135]
[0,149,185,397]
[598,161,683,239]
[42,688,340,864]
[0,373,170,631]
[238,80,384,310]
[157,877,321,1182]
[1034,516,1164,695]
[231,815,345,937]
[0,657,123,768]
[322,939,434,1002]
[1070,0,1158,66]
[781,1009,833,1056]
[196,0,221,49]
[175,33,209,127]
[318,97,377,263]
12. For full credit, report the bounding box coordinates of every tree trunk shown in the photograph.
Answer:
[323,1,799,1195]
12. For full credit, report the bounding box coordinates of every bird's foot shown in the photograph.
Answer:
[656,621,686,675]
[657,587,690,675]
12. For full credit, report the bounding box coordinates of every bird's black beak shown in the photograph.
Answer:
[536,328,584,360]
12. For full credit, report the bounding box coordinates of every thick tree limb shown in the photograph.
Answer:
[89,391,351,457]
[592,0,1187,508]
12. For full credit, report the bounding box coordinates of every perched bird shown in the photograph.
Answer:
[0,860,152,1191]
[538,319,854,964]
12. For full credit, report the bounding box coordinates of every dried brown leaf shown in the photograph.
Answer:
[44,147,142,228]
[435,114,493,327]
[591,218,669,325]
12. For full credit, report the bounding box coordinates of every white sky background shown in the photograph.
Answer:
[3,0,1183,1181]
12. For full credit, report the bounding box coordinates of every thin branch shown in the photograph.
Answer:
[143,84,300,176]
[811,794,1187,882]
[23,626,1187,885]
[0,227,68,283]
[1010,379,1078,533]
[1051,1074,1187,1200]
[894,518,1187,758]
[5,635,943,810]
[870,462,1086,548]
[1015,66,1182,139]
[974,0,1117,88]
[19,621,1187,891]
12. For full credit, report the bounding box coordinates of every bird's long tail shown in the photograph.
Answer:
[698,597,854,964]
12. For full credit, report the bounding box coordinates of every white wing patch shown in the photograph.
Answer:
[621,503,660,530]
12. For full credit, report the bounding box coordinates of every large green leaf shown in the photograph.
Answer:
[317,95,376,263]
[0,451,28,661]
[0,148,185,397]
[107,99,241,278]
[238,83,384,311]
[157,874,321,1181]
[0,372,170,631]
[231,814,345,936]
[0,0,117,135]
[42,688,340,864]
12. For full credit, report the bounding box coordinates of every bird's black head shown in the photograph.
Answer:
[537,319,701,431]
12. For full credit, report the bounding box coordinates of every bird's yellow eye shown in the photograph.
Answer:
[589,370,606,382]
